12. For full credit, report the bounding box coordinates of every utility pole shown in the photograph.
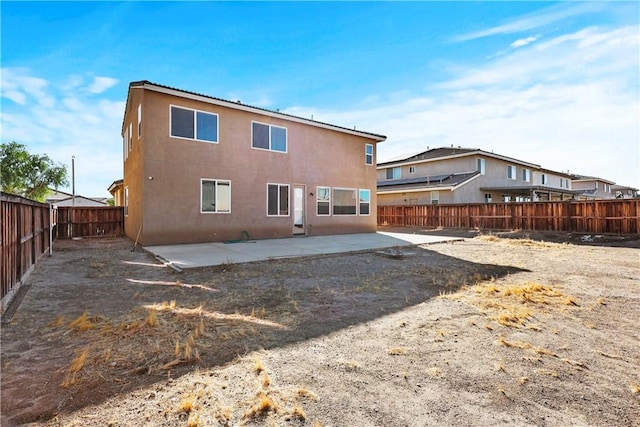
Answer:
[72,155,76,207]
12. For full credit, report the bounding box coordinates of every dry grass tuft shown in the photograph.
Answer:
[243,392,279,419]
[261,372,271,388]
[519,376,529,385]
[632,383,640,394]
[342,360,361,371]
[68,311,99,332]
[179,395,194,413]
[143,309,158,327]
[62,347,91,388]
[216,406,232,423]
[187,412,200,427]
[48,315,65,327]
[499,336,532,350]
[296,388,318,400]
[387,346,408,356]
[291,404,307,420]
[254,357,265,374]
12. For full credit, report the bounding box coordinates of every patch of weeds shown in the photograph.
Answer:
[62,347,91,388]
[387,347,408,356]
[342,360,361,371]
[243,391,279,419]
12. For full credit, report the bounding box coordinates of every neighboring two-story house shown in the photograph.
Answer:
[377,147,576,205]
[121,81,386,246]
[570,175,616,199]
[611,184,639,199]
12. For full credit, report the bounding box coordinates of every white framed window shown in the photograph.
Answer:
[137,104,142,137]
[170,105,218,143]
[124,186,129,216]
[542,174,548,185]
[507,165,516,180]
[317,186,331,216]
[431,191,439,205]
[252,121,287,153]
[386,167,401,180]
[365,144,373,165]
[477,158,486,175]
[333,188,357,215]
[359,189,370,215]
[409,166,416,174]
[123,126,129,161]
[267,183,289,216]
[201,179,231,213]
[484,193,492,203]
[128,123,132,152]
[502,195,511,202]
[522,168,531,182]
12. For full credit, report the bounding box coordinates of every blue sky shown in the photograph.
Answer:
[2,1,638,197]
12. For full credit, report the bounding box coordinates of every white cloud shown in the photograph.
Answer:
[454,2,605,42]
[511,35,539,48]
[87,76,119,94]
[1,68,125,197]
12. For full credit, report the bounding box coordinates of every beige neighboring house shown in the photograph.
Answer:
[570,175,616,199]
[45,189,108,207]
[121,81,386,246]
[611,184,639,199]
[108,179,124,206]
[377,147,576,205]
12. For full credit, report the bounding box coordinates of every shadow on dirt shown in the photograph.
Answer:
[1,237,527,425]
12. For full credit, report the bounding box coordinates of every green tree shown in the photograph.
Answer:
[1,141,69,202]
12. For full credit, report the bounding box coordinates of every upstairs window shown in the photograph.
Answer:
[252,122,287,152]
[409,166,416,174]
[542,174,548,185]
[522,168,531,182]
[365,144,373,165]
[477,158,486,175]
[201,179,231,213]
[507,165,516,180]
[170,105,218,143]
[137,104,142,137]
[386,167,401,180]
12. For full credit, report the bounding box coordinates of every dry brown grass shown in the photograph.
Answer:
[387,346,408,355]
[62,347,90,388]
[243,392,279,419]
[444,280,579,330]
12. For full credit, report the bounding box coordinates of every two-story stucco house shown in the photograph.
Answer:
[377,147,576,205]
[570,175,616,199]
[120,81,386,246]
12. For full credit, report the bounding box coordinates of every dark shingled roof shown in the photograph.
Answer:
[377,171,480,189]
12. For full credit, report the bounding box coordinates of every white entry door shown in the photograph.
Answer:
[293,185,305,235]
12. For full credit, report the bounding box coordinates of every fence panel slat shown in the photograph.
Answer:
[378,199,639,235]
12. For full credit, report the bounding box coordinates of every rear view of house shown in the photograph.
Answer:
[121,81,386,245]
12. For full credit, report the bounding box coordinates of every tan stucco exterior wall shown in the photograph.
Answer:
[123,87,381,245]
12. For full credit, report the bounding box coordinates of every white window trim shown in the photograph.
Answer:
[359,189,371,216]
[137,104,142,138]
[169,104,219,143]
[200,178,231,214]
[478,158,486,175]
[316,186,331,216]
[128,123,133,152]
[522,168,531,182]
[386,167,401,180]
[124,186,129,216]
[251,121,288,153]
[431,190,439,205]
[409,166,416,174]
[332,187,357,216]
[266,183,290,217]
[507,165,516,180]
[365,143,373,165]
[123,126,129,161]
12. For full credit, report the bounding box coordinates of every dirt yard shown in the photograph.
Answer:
[1,230,639,426]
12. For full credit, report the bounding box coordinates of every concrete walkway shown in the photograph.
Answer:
[145,231,463,269]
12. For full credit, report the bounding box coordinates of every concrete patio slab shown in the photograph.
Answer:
[145,231,463,269]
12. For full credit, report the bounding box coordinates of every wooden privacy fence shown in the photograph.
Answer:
[378,199,640,234]
[1,192,54,312]
[55,206,124,239]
